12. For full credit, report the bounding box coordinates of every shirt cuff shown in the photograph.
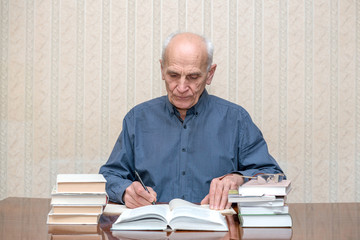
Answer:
[107,179,132,205]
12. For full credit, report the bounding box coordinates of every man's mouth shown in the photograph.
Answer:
[175,95,191,100]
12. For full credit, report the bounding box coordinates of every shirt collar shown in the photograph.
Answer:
[165,89,209,117]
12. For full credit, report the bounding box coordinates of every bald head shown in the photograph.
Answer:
[161,32,214,71]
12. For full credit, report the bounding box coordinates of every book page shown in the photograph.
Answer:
[169,198,236,215]
[114,204,169,224]
[168,198,200,211]
[170,206,224,223]
[169,206,228,231]
[200,205,237,215]
[103,203,129,215]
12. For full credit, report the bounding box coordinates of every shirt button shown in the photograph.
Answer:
[183,125,187,129]
[182,148,186,152]
[182,171,186,175]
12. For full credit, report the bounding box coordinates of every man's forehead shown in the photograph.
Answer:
[166,65,202,74]
[163,49,207,73]
[166,46,205,62]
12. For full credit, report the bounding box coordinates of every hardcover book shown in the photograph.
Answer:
[241,227,292,239]
[51,205,104,214]
[236,196,286,207]
[50,190,108,206]
[56,174,106,193]
[47,210,100,224]
[239,214,292,228]
[239,205,289,215]
[111,198,228,231]
[238,179,292,196]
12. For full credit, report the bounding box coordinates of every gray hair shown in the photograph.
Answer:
[161,32,214,71]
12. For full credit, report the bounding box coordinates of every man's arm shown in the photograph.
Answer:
[99,113,157,208]
[236,113,284,177]
[99,132,134,204]
[202,112,284,210]
[99,115,135,204]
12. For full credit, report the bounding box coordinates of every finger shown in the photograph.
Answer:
[213,182,224,210]
[123,190,141,209]
[200,194,209,205]
[217,183,231,210]
[125,195,138,209]
[225,184,238,210]
[208,178,220,209]
[225,201,232,209]
[147,187,157,203]
[133,182,156,205]
[125,182,153,207]
[211,174,240,210]
[219,176,240,210]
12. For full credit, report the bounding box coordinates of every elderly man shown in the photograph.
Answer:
[99,32,284,210]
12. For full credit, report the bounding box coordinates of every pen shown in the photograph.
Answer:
[134,170,156,205]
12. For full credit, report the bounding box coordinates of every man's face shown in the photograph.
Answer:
[160,35,216,115]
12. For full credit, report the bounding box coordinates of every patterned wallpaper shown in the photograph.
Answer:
[0,0,359,203]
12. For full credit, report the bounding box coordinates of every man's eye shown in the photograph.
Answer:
[188,75,200,80]
[169,74,179,78]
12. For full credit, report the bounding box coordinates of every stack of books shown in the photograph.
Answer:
[228,179,292,230]
[47,174,108,239]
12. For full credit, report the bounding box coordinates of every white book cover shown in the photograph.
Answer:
[56,174,107,193]
[240,214,292,228]
[241,227,292,240]
[51,188,108,205]
[239,205,289,215]
[237,197,286,207]
[238,180,291,196]
[57,174,106,183]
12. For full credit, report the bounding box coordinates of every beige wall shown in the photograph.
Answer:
[0,0,359,203]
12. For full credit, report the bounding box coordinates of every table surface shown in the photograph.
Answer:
[0,197,359,240]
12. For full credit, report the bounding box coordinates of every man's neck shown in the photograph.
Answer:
[179,109,186,121]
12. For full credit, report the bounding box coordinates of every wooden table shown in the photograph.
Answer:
[0,197,359,239]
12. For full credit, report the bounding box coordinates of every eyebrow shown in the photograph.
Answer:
[166,69,202,76]
[166,70,180,75]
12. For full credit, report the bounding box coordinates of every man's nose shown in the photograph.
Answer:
[177,76,189,93]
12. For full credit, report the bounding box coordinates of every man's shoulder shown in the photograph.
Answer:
[207,94,248,114]
[126,96,167,116]
[135,96,167,109]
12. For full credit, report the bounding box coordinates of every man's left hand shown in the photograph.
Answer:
[200,173,244,210]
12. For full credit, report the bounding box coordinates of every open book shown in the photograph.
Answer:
[111,198,228,231]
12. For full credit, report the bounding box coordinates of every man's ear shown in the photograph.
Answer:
[206,64,217,85]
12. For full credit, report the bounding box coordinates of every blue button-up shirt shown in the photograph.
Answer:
[99,90,284,204]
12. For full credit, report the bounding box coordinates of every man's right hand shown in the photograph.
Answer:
[123,181,157,208]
